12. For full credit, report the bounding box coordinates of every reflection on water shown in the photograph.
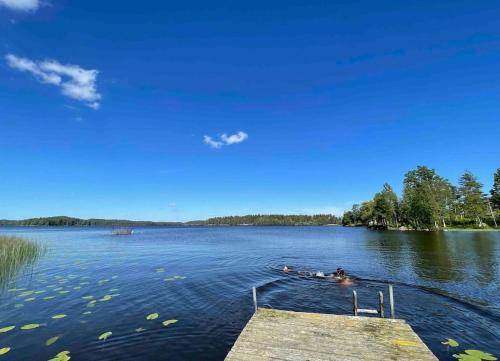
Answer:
[0,226,498,361]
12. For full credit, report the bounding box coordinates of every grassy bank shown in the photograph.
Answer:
[0,236,46,289]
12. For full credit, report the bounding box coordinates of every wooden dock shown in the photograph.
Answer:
[225,308,438,361]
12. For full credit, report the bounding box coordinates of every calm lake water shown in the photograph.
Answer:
[0,226,499,360]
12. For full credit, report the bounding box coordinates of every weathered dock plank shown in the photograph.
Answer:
[225,308,437,361]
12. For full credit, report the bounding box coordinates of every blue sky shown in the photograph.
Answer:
[1,0,499,221]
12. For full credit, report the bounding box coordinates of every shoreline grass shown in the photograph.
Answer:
[0,236,46,289]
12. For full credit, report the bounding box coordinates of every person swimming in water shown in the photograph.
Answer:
[334,267,352,285]
[283,265,290,272]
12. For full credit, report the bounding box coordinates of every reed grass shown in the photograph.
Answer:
[0,236,46,289]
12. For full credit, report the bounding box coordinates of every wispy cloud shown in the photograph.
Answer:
[0,0,40,12]
[5,53,101,109]
[204,131,248,149]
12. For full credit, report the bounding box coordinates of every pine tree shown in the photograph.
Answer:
[490,168,500,210]
[459,170,487,227]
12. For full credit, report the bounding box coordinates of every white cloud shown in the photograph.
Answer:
[204,131,248,149]
[0,0,40,11]
[5,53,101,109]
[221,131,248,145]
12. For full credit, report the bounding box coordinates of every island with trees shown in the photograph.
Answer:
[342,166,500,231]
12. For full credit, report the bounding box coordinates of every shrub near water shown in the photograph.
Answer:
[0,236,46,289]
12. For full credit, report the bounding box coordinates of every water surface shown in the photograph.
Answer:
[0,226,499,360]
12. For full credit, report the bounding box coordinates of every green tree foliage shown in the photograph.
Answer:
[373,183,399,227]
[0,216,186,227]
[458,171,487,227]
[207,214,340,226]
[490,168,500,210]
[400,166,454,230]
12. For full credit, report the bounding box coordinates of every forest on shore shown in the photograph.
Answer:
[206,214,341,226]
[342,166,500,231]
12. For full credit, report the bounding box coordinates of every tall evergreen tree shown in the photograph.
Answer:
[458,170,487,226]
[490,168,500,210]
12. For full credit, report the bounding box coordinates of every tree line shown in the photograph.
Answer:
[342,166,500,230]
[207,214,341,226]
[0,216,184,227]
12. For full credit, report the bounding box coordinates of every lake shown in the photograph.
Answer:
[0,226,499,360]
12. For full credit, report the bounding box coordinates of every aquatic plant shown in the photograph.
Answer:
[45,336,60,346]
[98,331,112,341]
[162,320,178,327]
[51,314,67,319]
[146,313,159,320]
[0,326,15,333]
[0,236,46,290]
[453,350,497,361]
[48,350,70,361]
[442,339,497,361]
[20,323,42,330]
[0,347,10,356]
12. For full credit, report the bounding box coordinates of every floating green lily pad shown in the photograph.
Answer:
[99,295,112,302]
[45,336,60,346]
[19,291,34,297]
[48,350,70,361]
[442,339,459,347]
[25,297,36,302]
[162,320,178,327]
[43,296,56,300]
[465,350,497,360]
[21,323,42,330]
[51,315,67,320]
[146,313,159,320]
[0,347,10,356]
[0,326,15,333]
[98,331,112,341]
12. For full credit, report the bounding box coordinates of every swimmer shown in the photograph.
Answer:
[283,265,290,272]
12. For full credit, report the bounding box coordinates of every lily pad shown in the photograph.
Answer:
[442,339,459,347]
[48,350,70,361]
[45,336,60,346]
[146,313,159,320]
[98,331,112,341]
[51,314,67,320]
[99,295,113,302]
[0,347,10,356]
[21,323,42,330]
[25,297,36,302]
[162,319,178,327]
[19,291,34,297]
[465,350,497,360]
[0,326,15,333]
[43,296,56,300]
